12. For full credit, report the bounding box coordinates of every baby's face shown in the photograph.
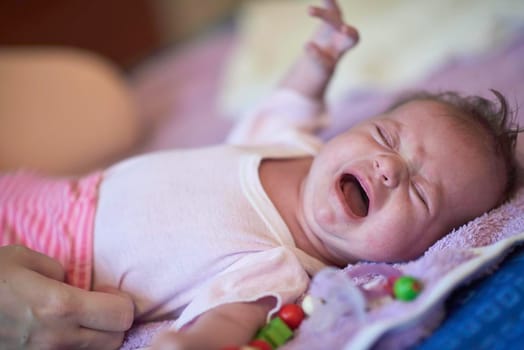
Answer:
[299,100,506,264]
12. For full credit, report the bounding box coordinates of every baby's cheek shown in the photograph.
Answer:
[361,231,404,262]
[315,206,336,226]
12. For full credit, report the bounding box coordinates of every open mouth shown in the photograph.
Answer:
[339,174,369,217]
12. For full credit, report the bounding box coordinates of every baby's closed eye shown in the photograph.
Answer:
[374,125,396,150]
[410,180,429,211]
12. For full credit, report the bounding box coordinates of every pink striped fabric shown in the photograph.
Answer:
[0,171,102,290]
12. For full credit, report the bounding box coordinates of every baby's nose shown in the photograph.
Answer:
[374,155,405,188]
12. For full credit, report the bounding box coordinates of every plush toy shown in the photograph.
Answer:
[300,267,367,331]
[301,265,423,332]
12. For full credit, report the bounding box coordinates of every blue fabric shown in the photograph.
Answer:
[414,245,524,349]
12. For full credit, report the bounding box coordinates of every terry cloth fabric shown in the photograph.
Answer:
[0,171,102,290]
[282,184,524,350]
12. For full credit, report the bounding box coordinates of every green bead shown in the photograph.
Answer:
[393,276,422,301]
[255,317,293,348]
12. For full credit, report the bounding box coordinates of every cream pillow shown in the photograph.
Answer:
[219,0,524,118]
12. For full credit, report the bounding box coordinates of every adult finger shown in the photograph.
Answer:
[2,245,65,281]
[76,327,126,350]
[74,288,134,331]
[36,326,126,350]
[308,6,341,26]
[94,285,130,299]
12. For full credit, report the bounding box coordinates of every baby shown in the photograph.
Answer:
[0,1,519,349]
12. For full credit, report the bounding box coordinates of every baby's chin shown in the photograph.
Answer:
[363,248,424,264]
[322,245,358,267]
[341,238,423,263]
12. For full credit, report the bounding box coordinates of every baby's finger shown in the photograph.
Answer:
[308,6,341,27]
[338,24,360,48]
[322,0,341,12]
[151,330,186,350]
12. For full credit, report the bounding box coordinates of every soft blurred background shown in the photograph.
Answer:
[0,0,243,69]
[0,0,244,174]
[1,0,524,172]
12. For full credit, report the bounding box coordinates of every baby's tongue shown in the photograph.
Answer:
[342,180,367,217]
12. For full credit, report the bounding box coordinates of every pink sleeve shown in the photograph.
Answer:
[226,89,328,145]
[172,247,310,330]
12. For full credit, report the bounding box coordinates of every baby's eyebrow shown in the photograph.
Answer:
[393,119,428,175]
[383,119,403,143]
[381,117,402,132]
[390,119,403,134]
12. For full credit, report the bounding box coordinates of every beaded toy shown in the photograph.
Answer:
[221,266,423,350]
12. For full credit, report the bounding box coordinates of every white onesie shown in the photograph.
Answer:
[92,89,328,328]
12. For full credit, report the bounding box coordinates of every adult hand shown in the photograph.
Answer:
[0,245,134,350]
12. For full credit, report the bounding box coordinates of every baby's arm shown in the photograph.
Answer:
[280,0,359,101]
[152,299,274,350]
[227,0,358,145]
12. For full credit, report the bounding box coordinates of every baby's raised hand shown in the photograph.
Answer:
[307,0,359,71]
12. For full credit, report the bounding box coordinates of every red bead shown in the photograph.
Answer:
[249,339,273,350]
[277,304,305,330]
[385,276,397,295]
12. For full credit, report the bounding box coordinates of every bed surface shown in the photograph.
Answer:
[415,245,524,350]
